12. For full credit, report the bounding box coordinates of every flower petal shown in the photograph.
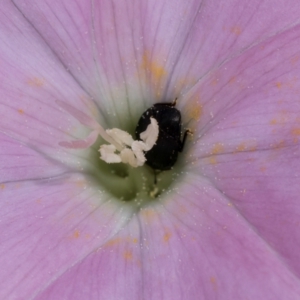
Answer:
[0,1,103,169]
[29,175,300,299]
[12,0,300,110]
[0,173,135,299]
[160,0,300,97]
[187,22,300,276]
[12,0,149,121]
[0,133,65,182]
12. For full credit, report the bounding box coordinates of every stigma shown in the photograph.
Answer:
[57,101,159,168]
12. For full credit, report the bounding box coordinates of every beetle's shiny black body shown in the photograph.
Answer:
[135,102,188,171]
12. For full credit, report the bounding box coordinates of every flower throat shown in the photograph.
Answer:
[57,99,190,205]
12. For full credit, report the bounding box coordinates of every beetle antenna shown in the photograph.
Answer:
[160,98,178,107]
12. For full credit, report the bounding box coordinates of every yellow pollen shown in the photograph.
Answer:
[141,52,167,82]
[104,238,122,248]
[231,26,242,35]
[123,251,133,260]
[210,277,218,290]
[236,143,246,152]
[229,76,236,84]
[163,231,172,242]
[211,143,224,155]
[186,101,203,121]
[209,157,217,165]
[260,166,266,173]
[27,77,45,87]
[291,128,300,136]
[73,230,80,239]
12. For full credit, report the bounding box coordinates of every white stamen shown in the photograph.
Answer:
[106,128,134,147]
[120,148,139,167]
[99,145,122,163]
[57,100,159,168]
[99,118,158,167]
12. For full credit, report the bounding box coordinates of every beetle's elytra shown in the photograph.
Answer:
[135,100,189,171]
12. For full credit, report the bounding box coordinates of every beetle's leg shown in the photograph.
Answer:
[178,129,193,152]
[153,169,162,185]
[153,168,157,185]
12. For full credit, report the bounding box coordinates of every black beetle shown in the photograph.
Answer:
[135,100,190,171]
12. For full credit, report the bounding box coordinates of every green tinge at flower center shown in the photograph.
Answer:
[58,99,188,207]
[87,147,182,206]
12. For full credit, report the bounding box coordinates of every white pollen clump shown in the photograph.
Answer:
[57,100,158,168]
[98,145,121,163]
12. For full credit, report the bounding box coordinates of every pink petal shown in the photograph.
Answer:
[56,101,101,131]
[13,0,148,120]
[141,0,300,98]
[0,1,100,167]
[0,173,135,299]
[1,0,300,299]
[11,0,300,108]
[186,18,300,277]
[57,100,124,150]
[0,132,65,182]
[31,176,300,299]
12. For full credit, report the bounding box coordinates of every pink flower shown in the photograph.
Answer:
[1,0,300,299]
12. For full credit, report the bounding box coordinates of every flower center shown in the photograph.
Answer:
[89,155,179,204]
[57,100,188,206]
